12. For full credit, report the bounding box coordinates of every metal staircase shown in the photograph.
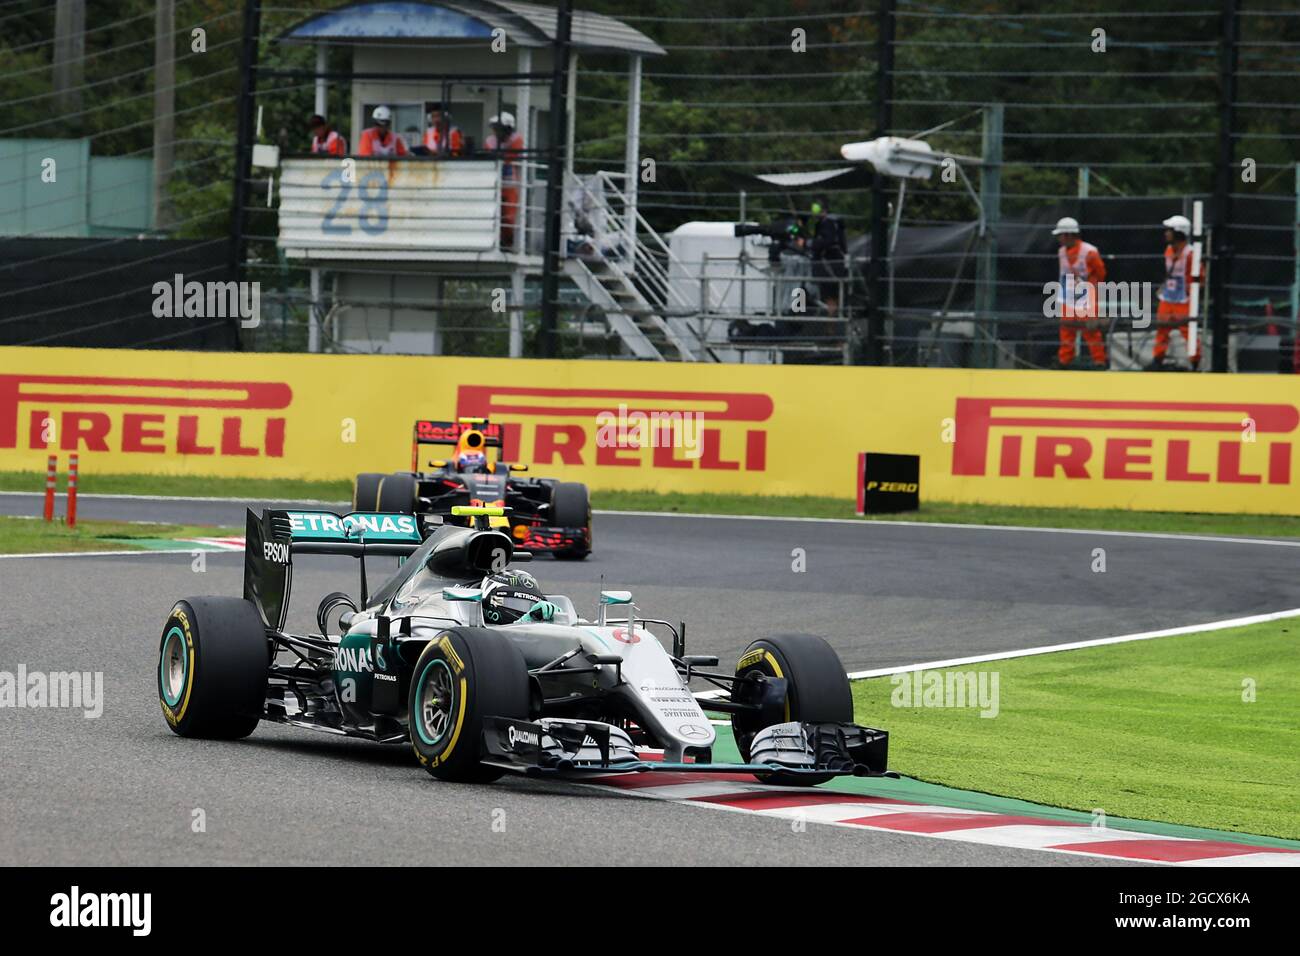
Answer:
[562,172,717,362]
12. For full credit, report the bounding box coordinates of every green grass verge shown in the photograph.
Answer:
[1,470,1297,538]
[0,471,351,502]
[852,620,1300,840]
[0,516,240,554]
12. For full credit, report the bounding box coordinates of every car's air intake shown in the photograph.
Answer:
[425,525,515,578]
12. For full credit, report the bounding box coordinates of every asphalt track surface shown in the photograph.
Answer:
[2,493,1296,865]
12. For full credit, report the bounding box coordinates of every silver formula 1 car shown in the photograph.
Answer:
[157,506,890,785]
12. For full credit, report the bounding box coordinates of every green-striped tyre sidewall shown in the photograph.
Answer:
[160,625,188,708]
[414,658,456,746]
[407,628,530,783]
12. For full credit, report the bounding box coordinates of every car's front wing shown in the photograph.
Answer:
[514,525,589,554]
[481,717,893,779]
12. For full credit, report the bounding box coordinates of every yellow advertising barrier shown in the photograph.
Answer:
[1,346,1298,515]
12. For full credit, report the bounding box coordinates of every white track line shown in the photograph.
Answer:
[843,606,1300,678]
[694,606,1300,698]
[596,508,1300,548]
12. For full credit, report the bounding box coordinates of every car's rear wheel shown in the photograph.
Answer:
[730,633,853,785]
[549,481,590,559]
[377,472,418,514]
[158,597,269,739]
[408,627,530,783]
[353,472,386,511]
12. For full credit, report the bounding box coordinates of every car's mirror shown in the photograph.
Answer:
[683,655,719,667]
[598,590,634,627]
[442,586,484,602]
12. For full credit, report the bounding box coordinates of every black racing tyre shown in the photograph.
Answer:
[549,481,591,560]
[731,633,853,785]
[408,627,530,783]
[377,472,418,514]
[353,472,386,512]
[158,597,270,739]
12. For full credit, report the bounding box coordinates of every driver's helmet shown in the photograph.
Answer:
[481,570,543,625]
[454,449,487,472]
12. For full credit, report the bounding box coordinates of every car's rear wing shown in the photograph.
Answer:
[243,508,427,631]
[411,418,503,470]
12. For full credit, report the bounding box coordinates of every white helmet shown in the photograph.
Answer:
[1051,216,1080,236]
[479,570,543,625]
[1162,214,1191,236]
[372,105,392,124]
[489,111,516,129]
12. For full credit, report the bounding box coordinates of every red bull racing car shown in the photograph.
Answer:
[354,418,591,560]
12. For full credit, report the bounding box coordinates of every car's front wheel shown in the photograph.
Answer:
[730,633,853,785]
[408,627,530,783]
